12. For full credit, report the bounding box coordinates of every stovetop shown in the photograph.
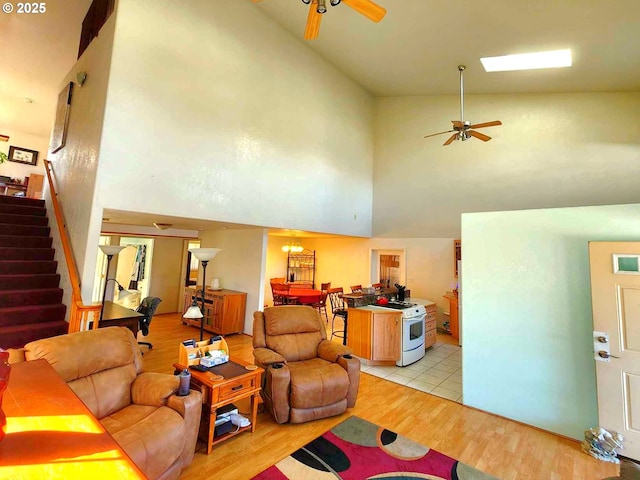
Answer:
[378,301,417,310]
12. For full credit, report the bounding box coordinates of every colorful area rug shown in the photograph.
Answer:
[252,416,497,479]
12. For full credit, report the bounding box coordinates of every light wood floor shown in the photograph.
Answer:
[140,313,618,480]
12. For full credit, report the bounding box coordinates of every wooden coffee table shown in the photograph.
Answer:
[173,356,263,454]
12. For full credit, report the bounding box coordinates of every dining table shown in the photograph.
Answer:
[286,288,322,305]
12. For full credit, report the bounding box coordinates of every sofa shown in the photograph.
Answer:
[253,306,360,424]
[9,327,202,480]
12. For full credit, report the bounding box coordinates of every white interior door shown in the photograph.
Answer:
[589,241,640,461]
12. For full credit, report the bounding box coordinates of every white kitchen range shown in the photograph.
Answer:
[375,301,427,366]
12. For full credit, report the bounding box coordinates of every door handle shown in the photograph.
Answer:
[598,350,620,359]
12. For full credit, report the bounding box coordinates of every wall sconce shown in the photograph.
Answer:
[76,72,88,86]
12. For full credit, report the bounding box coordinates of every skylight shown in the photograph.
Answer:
[480,49,572,72]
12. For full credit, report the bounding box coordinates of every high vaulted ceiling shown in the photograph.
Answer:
[2,0,638,138]
[253,0,640,96]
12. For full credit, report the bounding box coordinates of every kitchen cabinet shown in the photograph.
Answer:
[424,303,437,349]
[182,287,246,335]
[346,308,400,365]
[443,294,459,341]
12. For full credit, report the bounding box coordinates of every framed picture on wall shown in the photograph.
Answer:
[8,146,39,166]
[50,81,74,154]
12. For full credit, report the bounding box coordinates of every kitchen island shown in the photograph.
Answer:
[346,298,436,366]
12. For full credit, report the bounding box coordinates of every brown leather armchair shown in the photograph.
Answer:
[253,306,360,424]
[10,327,202,480]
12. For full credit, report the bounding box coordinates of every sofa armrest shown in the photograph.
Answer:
[317,340,352,363]
[167,389,202,468]
[265,363,291,424]
[253,347,286,367]
[7,348,26,364]
[337,355,360,408]
[131,372,179,407]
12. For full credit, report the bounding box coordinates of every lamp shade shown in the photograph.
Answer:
[99,245,126,256]
[183,304,204,319]
[189,248,221,262]
[117,286,134,300]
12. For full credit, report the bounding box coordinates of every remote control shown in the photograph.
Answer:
[189,364,208,372]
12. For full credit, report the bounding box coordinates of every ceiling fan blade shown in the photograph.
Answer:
[468,130,491,142]
[304,2,323,40]
[469,120,502,129]
[443,134,458,146]
[424,129,455,139]
[342,0,387,22]
[451,120,464,128]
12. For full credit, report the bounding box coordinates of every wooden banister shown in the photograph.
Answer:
[43,159,102,332]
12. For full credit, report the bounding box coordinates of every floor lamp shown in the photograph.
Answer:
[183,248,221,341]
[98,245,127,323]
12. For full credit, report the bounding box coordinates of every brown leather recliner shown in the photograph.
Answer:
[10,327,202,480]
[253,306,360,424]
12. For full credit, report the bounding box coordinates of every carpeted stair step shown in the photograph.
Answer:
[0,212,48,226]
[0,247,54,261]
[0,203,46,217]
[0,223,50,237]
[0,235,52,248]
[0,260,58,275]
[0,288,63,308]
[0,274,61,291]
[0,196,44,208]
[0,321,68,349]
[0,303,67,327]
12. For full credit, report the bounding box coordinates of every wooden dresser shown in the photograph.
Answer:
[182,287,247,335]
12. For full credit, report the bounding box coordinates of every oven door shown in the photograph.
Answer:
[403,313,425,351]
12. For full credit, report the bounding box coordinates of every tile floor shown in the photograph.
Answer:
[359,333,463,403]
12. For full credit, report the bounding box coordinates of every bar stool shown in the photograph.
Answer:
[327,287,348,345]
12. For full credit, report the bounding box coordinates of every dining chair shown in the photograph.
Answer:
[271,283,298,306]
[270,277,286,284]
[313,282,331,322]
[350,285,363,293]
[371,282,383,290]
[327,287,348,345]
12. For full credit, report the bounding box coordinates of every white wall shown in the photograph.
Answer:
[95,0,374,242]
[45,13,117,301]
[0,128,48,180]
[462,203,640,440]
[198,228,267,335]
[374,92,640,238]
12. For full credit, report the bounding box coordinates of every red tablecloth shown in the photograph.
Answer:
[286,289,322,305]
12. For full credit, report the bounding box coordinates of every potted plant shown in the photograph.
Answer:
[0,151,7,165]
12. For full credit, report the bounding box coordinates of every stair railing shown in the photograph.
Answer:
[43,159,102,332]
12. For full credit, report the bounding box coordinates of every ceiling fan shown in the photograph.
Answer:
[424,65,502,146]
[253,0,386,40]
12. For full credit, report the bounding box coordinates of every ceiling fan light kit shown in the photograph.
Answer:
[255,0,386,40]
[424,65,502,146]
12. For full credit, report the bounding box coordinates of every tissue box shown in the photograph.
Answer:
[200,352,229,367]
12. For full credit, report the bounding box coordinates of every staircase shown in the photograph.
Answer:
[0,195,68,348]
